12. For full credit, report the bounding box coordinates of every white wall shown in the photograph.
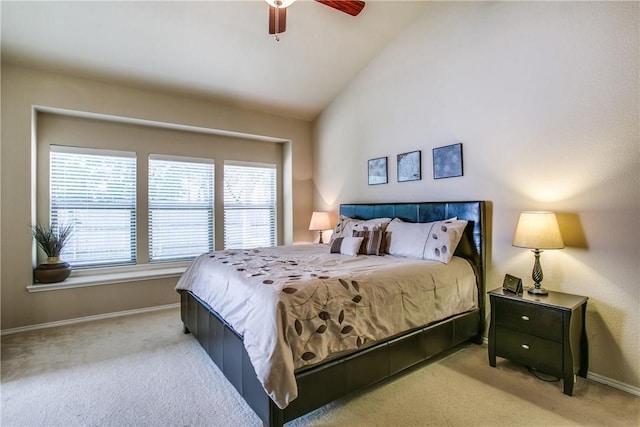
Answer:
[1,65,314,330]
[313,2,639,390]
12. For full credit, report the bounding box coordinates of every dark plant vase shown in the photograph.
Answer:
[34,258,72,283]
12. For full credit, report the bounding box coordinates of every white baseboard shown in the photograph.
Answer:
[480,336,640,397]
[0,303,180,336]
[587,372,640,397]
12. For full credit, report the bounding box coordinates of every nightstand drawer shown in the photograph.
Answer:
[495,329,562,376]
[493,298,562,341]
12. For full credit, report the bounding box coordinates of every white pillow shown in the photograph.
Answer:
[385,219,431,259]
[385,218,468,263]
[330,236,364,256]
[329,215,392,243]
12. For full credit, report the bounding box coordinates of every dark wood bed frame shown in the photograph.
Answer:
[179,201,486,426]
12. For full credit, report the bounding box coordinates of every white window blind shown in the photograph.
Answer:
[224,163,276,249]
[148,156,214,262]
[50,146,136,267]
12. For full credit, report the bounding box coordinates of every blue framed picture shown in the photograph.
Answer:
[397,150,421,182]
[433,143,463,179]
[368,157,388,185]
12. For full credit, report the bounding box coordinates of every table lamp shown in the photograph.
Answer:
[512,211,564,295]
[309,211,331,244]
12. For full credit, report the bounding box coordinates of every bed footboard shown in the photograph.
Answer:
[181,290,481,427]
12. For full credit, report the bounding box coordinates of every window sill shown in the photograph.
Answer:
[27,264,188,292]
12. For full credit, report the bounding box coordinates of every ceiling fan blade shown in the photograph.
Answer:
[268,6,287,34]
[315,0,365,17]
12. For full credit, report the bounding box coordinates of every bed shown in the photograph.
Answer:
[177,201,486,426]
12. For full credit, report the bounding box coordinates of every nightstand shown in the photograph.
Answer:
[488,288,588,396]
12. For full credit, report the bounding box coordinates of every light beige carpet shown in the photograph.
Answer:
[2,307,638,427]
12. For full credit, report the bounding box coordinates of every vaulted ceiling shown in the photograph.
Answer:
[1,1,429,121]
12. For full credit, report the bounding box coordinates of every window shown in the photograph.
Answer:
[50,146,136,267]
[41,114,283,277]
[148,156,214,262]
[224,163,277,249]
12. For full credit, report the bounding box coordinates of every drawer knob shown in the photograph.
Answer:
[521,315,530,321]
[521,344,530,350]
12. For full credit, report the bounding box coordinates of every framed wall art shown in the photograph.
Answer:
[433,143,463,179]
[368,157,388,185]
[397,150,421,182]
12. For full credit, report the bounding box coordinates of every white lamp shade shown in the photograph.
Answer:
[264,0,297,8]
[309,211,331,231]
[512,211,564,250]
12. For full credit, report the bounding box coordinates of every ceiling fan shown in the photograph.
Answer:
[265,0,366,41]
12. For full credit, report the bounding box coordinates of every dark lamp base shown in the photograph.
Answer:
[527,286,549,296]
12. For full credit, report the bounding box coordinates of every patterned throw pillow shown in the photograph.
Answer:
[423,219,468,263]
[330,237,344,253]
[352,230,385,256]
[329,216,391,244]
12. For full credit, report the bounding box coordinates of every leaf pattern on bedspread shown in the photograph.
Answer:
[206,248,369,365]
[280,277,366,364]
[177,244,479,410]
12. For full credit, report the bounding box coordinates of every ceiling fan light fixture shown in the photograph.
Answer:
[266,0,363,41]
[264,0,297,8]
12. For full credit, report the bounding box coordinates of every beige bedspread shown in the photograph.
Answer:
[175,244,477,409]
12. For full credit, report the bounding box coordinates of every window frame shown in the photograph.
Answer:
[33,110,284,289]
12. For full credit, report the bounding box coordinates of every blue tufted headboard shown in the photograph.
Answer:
[340,201,487,318]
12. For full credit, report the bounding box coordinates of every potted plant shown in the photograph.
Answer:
[32,223,73,283]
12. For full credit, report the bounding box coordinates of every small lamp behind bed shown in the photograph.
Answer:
[309,211,331,244]
[512,211,564,295]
